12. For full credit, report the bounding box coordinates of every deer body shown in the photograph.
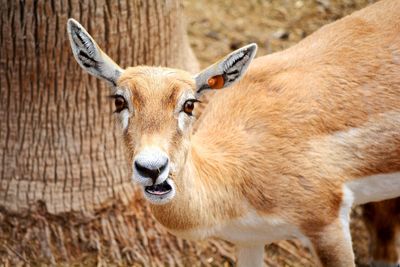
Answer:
[157,0,400,252]
[68,0,400,266]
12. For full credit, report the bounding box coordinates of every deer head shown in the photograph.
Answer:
[67,18,257,205]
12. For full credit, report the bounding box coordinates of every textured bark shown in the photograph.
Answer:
[0,0,210,265]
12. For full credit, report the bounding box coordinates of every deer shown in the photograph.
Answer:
[66,0,400,266]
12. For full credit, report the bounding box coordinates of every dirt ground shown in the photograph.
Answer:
[185,0,376,67]
[184,0,377,266]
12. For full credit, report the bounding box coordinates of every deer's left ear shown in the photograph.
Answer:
[194,43,257,97]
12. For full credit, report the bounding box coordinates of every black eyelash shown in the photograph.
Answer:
[187,99,201,104]
[108,94,125,100]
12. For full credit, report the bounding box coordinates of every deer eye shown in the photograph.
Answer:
[182,99,198,116]
[111,95,128,113]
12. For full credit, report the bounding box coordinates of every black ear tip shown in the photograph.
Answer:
[67,18,81,32]
[67,18,78,25]
[67,18,75,27]
[247,43,258,54]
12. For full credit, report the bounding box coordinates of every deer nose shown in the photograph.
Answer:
[134,159,168,183]
[133,148,170,185]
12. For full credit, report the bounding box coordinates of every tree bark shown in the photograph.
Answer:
[0,0,216,265]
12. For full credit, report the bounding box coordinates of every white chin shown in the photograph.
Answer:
[142,178,176,205]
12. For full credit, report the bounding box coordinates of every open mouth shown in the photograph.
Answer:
[141,177,175,204]
[144,179,172,196]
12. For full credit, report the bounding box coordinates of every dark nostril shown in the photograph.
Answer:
[134,160,168,183]
[159,161,167,173]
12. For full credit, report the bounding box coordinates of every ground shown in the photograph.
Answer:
[184,0,377,266]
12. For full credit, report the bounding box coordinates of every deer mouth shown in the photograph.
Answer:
[143,178,176,204]
[145,179,172,195]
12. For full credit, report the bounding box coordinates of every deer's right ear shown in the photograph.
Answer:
[67,18,123,86]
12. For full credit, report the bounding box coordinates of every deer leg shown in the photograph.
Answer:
[236,244,264,267]
[306,219,355,267]
[306,186,356,267]
[362,199,400,267]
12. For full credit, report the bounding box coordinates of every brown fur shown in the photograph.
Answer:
[307,219,355,267]
[115,0,400,265]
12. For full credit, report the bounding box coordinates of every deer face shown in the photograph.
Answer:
[67,18,257,204]
[114,67,197,204]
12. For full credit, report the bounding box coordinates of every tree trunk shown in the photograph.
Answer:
[0,0,231,265]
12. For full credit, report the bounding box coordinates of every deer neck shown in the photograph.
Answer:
[149,137,245,233]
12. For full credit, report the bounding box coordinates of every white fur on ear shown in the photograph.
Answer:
[194,43,257,96]
[67,18,123,86]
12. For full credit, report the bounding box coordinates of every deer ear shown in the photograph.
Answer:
[194,43,257,97]
[67,18,123,86]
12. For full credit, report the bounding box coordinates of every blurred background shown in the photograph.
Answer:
[0,0,380,266]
